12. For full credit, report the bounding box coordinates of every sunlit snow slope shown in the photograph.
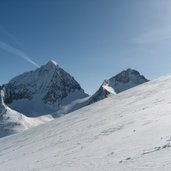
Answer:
[1,74,171,170]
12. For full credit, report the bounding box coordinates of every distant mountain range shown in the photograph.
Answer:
[0,60,148,137]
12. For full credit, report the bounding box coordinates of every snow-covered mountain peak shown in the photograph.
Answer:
[112,68,148,85]
[46,60,58,67]
[88,68,148,104]
[41,60,59,72]
[102,68,148,93]
[4,61,88,116]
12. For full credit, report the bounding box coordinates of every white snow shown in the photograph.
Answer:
[0,91,54,137]
[102,84,116,94]
[1,74,171,170]
[0,89,5,105]
[48,60,58,66]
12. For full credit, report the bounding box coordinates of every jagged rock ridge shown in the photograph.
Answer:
[4,60,88,116]
[88,68,148,104]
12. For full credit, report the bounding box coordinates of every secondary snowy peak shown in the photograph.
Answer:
[4,60,88,116]
[88,68,148,104]
[106,68,148,93]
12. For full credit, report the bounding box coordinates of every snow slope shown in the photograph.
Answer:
[88,68,148,104]
[1,74,171,170]
[0,90,53,137]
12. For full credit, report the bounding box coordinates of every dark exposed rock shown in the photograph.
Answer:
[88,68,148,105]
[4,60,88,116]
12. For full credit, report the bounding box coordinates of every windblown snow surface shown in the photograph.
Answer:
[0,89,53,137]
[0,102,53,138]
[1,74,171,170]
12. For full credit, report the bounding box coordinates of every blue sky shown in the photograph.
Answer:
[1,0,171,94]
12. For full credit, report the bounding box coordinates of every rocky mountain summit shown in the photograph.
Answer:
[4,60,88,116]
[88,68,148,104]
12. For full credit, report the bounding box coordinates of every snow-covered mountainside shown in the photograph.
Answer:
[1,74,171,170]
[4,60,88,116]
[88,68,148,104]
[0,89,53,138]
